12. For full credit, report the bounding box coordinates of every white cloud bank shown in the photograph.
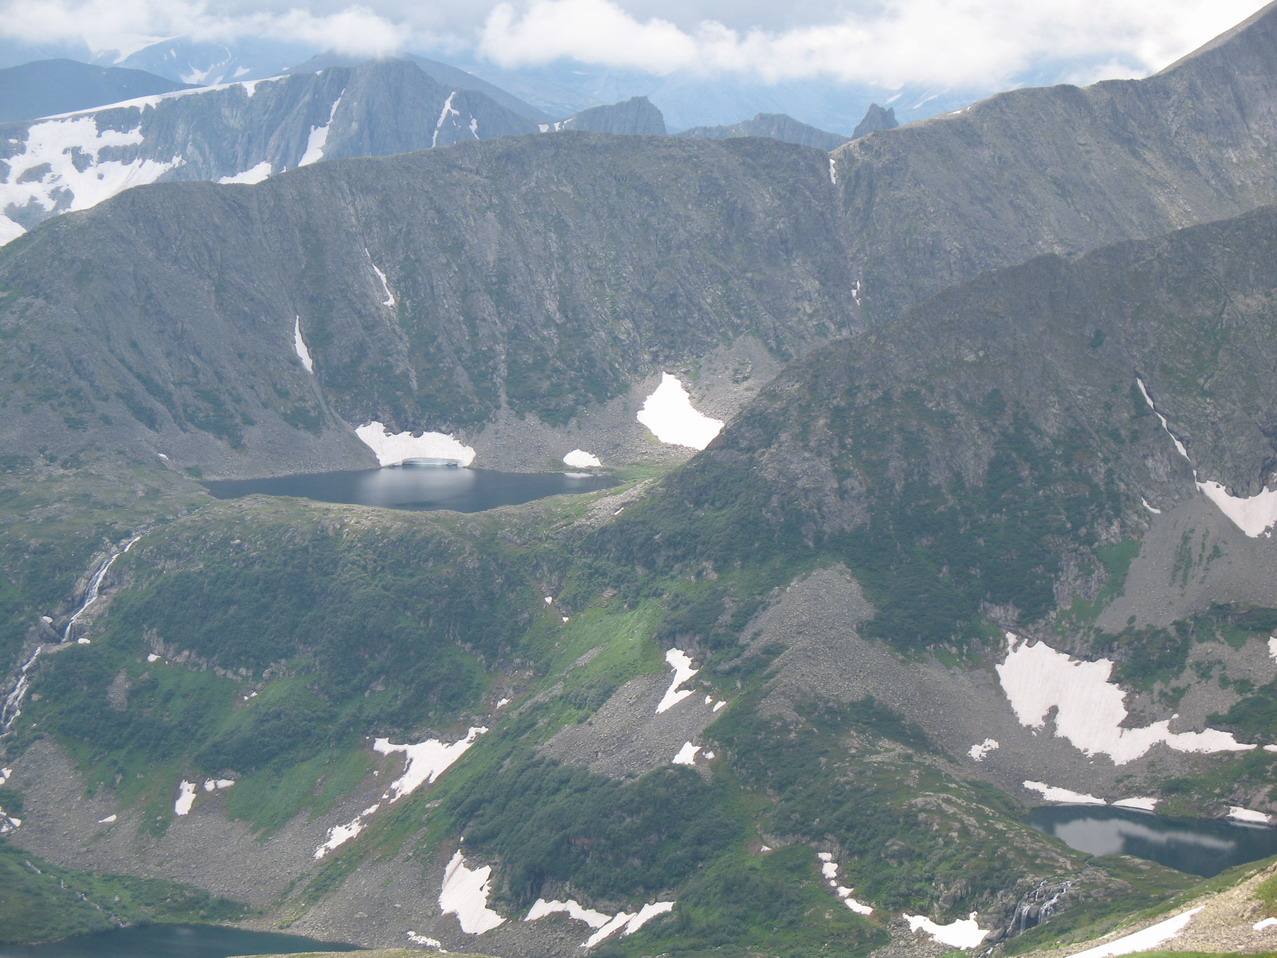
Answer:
[478,0,1264,87]
[0,0,1261,91]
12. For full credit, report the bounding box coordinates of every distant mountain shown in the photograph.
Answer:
[105,36,314,85]
[851,103,897,138]
[677,113,848,150]
[552,95,666,135]
[287,53,550,122]
[0,59,190,123]
[429,51,978,133]
[0,59,540,245]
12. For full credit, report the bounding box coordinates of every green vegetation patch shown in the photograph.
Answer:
[443,755,742,909]
[0,843,245,944]
[594,845,886,958]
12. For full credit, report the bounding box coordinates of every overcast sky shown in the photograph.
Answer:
[0,0,1267,89]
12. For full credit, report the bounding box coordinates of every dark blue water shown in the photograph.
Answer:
[205,465,617,512]
[0,924,359,957]
[1027,805,1277,876]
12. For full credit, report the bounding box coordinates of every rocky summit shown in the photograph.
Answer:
[4,5,1277,958]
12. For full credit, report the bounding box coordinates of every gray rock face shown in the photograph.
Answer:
[677,112,848,150]
[850,102,897,139]
[556,96,667,135]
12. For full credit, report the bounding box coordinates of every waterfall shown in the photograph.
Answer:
[61,534,142,643]
[1,533,143,738]
[0,648,41,735]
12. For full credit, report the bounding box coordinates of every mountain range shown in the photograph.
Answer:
[3,3,1277,958]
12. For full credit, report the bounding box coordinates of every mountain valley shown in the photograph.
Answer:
[4,4,1277,958]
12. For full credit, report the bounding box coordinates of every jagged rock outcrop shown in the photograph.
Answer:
[850,102,897,138]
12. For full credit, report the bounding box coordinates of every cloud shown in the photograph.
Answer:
[476,0,1265,88]
[0,0,1264,88]
[0,0,408,58]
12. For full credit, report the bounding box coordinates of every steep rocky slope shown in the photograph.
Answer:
[833,0,1277,320]
[0,134,853,477]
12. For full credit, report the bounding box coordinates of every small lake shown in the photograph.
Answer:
[0,923,359,958]
[205,465,619,512]
[1027,805,1277,877]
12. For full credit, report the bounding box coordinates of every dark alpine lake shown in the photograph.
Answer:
[0,924,359,957]
[205,464,618,512]
[1026,804,1277,876]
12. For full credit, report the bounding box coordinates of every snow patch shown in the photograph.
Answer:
[656,648,698,714]
[1196,480,1277,537]
[0,807,21,835]
[828,156,837,184]
[432,91,461,148]
[354,421,476,467]
[293,316,314,373]
[904,912,988,949]
[375,727,486,801]
[0,115,182,247]
[1135,378,1189,460]
[98,814,117,824]
[583,901,675,947]
[563,449,602,468]
[298,94,343,167]
[1113,796,1158,812]
[525,897,612,929]
[0,768,9,786]
[672,742,700,765]
[315,728,485,859]
[146,653,160,663]
[1065,906,1201,958]
[637,374,723,450]
[217,161,272,185]
[365,249,396,308]
[407,931,442,946]
[202,778,234,792]
[968,738,998,762]
[439,850,505,934]
[1024,781,1106,805]
[174,780,197,816]
[1255,917,1277,931]
[997,632,1255,764]
[1141,498,1161,515]
[1228,805,1272,825]
[818,852,874,915]
[469,116,480,138]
